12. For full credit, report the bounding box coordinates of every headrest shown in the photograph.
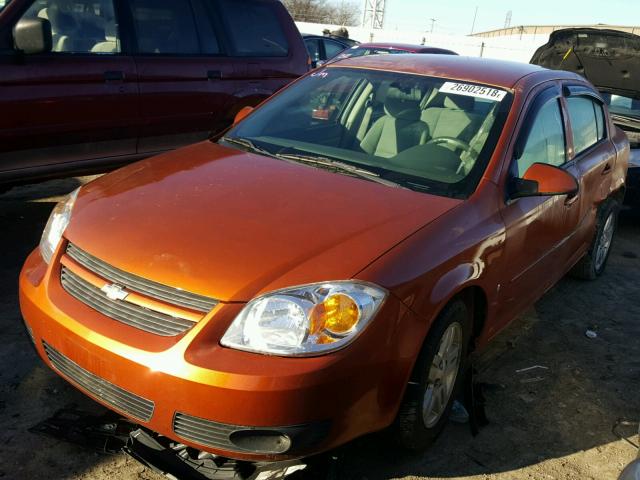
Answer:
[384,86,421,120]
[429,92,475,111]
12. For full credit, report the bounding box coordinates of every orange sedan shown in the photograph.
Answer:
[20,55,628,471]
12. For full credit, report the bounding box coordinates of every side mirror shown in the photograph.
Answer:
[509,163,579,200]
[233,106,254,125]
[13,18,52,55]
[619,459,640,480]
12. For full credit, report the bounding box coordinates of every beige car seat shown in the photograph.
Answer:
[360,86,429,158]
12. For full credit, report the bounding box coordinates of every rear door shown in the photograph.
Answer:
[562,85,617,254]
[0,0,138,177]
[497,84,582,329]
[128,0,237,154]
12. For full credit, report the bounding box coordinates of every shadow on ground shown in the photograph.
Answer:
[0,179,638,479]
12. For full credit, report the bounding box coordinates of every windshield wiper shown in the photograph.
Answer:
[219,136,277,157]
[277,153,406,188]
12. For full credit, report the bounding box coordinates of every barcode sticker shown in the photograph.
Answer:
[439,82,507,102]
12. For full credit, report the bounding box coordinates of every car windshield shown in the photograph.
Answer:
[602,92,640,119]
[223,67,513,198]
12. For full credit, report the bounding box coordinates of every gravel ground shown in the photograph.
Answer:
[0,177,638,480]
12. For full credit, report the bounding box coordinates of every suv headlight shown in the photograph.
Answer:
[221,282,387,356]
[40,188,80,264]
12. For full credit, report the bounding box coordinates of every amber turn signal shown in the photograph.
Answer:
[310,294,360,337]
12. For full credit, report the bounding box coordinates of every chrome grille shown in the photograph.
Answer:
[43,341,154,422]
[173,412,237,451]
[66,243,218,313]
[61,267,196,336]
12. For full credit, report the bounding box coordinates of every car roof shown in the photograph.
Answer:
[328,54,582,89]
[356,42,430,52]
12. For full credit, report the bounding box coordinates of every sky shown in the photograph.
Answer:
[382,0,640,35]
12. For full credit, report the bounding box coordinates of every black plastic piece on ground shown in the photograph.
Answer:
[125,428,309,480]
[463,366,489,437]
[29,406,138,454]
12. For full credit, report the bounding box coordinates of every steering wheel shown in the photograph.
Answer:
[425,137,475,175]
[426,136,473,153]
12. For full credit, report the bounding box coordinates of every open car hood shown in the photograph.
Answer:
[531,28,640,99]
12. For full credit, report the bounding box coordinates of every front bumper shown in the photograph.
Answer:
[19,248,418,461]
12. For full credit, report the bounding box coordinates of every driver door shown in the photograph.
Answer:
[495,84,581,330]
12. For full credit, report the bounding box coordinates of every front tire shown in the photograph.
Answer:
[571,199,619,280]
[394,299,471,450]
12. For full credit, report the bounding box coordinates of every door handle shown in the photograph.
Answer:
[601,163,612,175]
[565,192,579,206]
[207,70,222,80]
[104,70,125,82]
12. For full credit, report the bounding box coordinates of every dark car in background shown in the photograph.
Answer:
[531,28,640,207]
[0,0,308,187]
[331,42,458,63]
[302,33,356,67]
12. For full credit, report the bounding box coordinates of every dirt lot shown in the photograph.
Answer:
[0,177,638,480]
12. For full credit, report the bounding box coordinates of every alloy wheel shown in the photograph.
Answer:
[422,322,463,428]
[594,212,615,271]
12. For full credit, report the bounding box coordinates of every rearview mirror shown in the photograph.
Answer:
[13,18,52,55]
[233,106,254,125]
[509,163,578,200]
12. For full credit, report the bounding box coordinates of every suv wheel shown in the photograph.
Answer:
[395,299,471,450]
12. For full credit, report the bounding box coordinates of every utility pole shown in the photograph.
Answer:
[362,0,387,29]
[429,17,436,34]
[470,6,478,35]
[504,10,512,28]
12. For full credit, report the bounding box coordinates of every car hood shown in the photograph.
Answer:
[530,28,640,99]
[65,142,461,302]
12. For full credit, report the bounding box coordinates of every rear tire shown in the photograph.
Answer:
[571,199,619,280]
[394,299,471,451]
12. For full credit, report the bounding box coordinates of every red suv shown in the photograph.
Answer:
[0,0,308,187]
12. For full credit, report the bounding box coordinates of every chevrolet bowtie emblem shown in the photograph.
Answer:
[101,283,129,301]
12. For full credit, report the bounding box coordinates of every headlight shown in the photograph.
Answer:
[39,188,80,264]
[221,282,387,356]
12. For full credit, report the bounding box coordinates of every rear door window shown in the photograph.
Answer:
[323,39,344,59]
[566,96,605,155]
[217,0,289,57]
[130,0,200,55]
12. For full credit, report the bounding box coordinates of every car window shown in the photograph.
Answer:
[20,0,120,53]
[189,0,220,55]
[305,39,321,62]
[130,0,199,55]
[566,96,605,155]
[0,0,11,12]
[217,0,288,57]
[323,39,344,59]
[516,98,566,176]
[225,68,513,198]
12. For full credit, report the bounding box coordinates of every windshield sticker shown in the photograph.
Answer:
[439,82,507,102]
[311,70,329,78]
